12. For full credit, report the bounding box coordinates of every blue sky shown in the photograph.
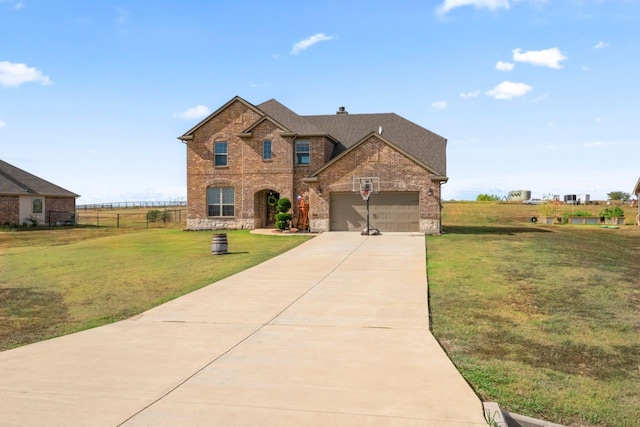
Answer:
[1,0,638,203]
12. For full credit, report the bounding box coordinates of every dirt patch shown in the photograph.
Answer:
[0,287,70,351]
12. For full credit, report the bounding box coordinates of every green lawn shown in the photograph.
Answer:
[0,227,312,350]
[2,201,639,426]
[428,202,640,427]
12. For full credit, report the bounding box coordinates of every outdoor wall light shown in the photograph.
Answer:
[428,188,434,196]
[317,185,323,195]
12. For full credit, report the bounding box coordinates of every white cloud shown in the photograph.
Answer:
[583,141,612,148]
[486,81,532,99]
[432,101,448,110]
[594,41,609,49]
[437,0,510,15]
[460,90,480,99]
[512,47,567,69]
[581,65,591,71]
[0,120,6,128]
[495,60,515,71]
[291,33,335,55]
[531,93,548,103]
[174,105,211,120]
[0,0,24,10]
[0,61,52,87]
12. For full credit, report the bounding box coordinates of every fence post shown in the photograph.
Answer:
[96,213,99,227]
[117,214,120,228]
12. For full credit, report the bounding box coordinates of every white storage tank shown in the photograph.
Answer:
[509,190,531,202]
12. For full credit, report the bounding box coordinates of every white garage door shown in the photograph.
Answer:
[330,192,419,232]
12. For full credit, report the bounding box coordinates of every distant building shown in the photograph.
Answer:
[0,160,79,226]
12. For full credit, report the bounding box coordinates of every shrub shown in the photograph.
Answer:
[476,194,500,202]
[600,206,624,219]
[147,210,164,222]
[275,197,292,230]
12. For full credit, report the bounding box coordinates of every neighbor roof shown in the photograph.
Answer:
[0,159,79,197]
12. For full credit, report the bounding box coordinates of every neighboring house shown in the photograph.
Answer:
[0,159,79,226]
[179,96,448,234]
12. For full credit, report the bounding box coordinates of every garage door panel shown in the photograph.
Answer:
[330,192,419,232]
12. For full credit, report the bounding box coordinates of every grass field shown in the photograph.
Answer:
[428,202,640,427]
[1,202,638,426]
[0,225,312,351]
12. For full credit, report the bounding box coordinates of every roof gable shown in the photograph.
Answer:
[178,96,264,141]
[0,160,79,197]
[303,113,447,176]
[308,131,441,178]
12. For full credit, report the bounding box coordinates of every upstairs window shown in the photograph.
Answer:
[214,142,228,167]
[262,140,272,160]
[207,187,235,217]
[295,140,310,165]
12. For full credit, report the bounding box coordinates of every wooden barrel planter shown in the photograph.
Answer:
[211,233,228,255]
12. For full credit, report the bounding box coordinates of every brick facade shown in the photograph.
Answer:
[45,197,77,225]
[182,97,446,234]
[0,195,19,225]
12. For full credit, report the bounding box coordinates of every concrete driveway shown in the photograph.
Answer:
[0,232,488,426]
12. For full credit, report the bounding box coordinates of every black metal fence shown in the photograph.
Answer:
[76,208,186,228]
[47,210,76,226]
[76,201,186,210]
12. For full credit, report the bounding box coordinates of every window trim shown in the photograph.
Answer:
[214,141,228,167]
[207,187,235,217]
[295,140,310,165]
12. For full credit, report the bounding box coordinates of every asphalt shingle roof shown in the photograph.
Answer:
[256,99,327,136]
[256,99,446,176]
[304,113,447,176]
[0,159,78,197]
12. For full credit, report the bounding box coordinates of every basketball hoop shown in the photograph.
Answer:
[358,180,374,201]
[353,177,380,235]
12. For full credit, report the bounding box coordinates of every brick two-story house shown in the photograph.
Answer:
[0,159,78,226]
[179,96,448,234]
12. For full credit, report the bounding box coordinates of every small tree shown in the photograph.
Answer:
[275,197,292,230]
[607,191,630,201]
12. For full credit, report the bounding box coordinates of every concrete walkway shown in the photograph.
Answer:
[0,232,488,426]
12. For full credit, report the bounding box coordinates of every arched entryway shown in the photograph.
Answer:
[254,189,280,228]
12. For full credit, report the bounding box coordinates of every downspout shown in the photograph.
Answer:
[241,138,245,225]
[439,180,445,234]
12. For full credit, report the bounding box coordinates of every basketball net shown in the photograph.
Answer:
[360,189,371,201]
